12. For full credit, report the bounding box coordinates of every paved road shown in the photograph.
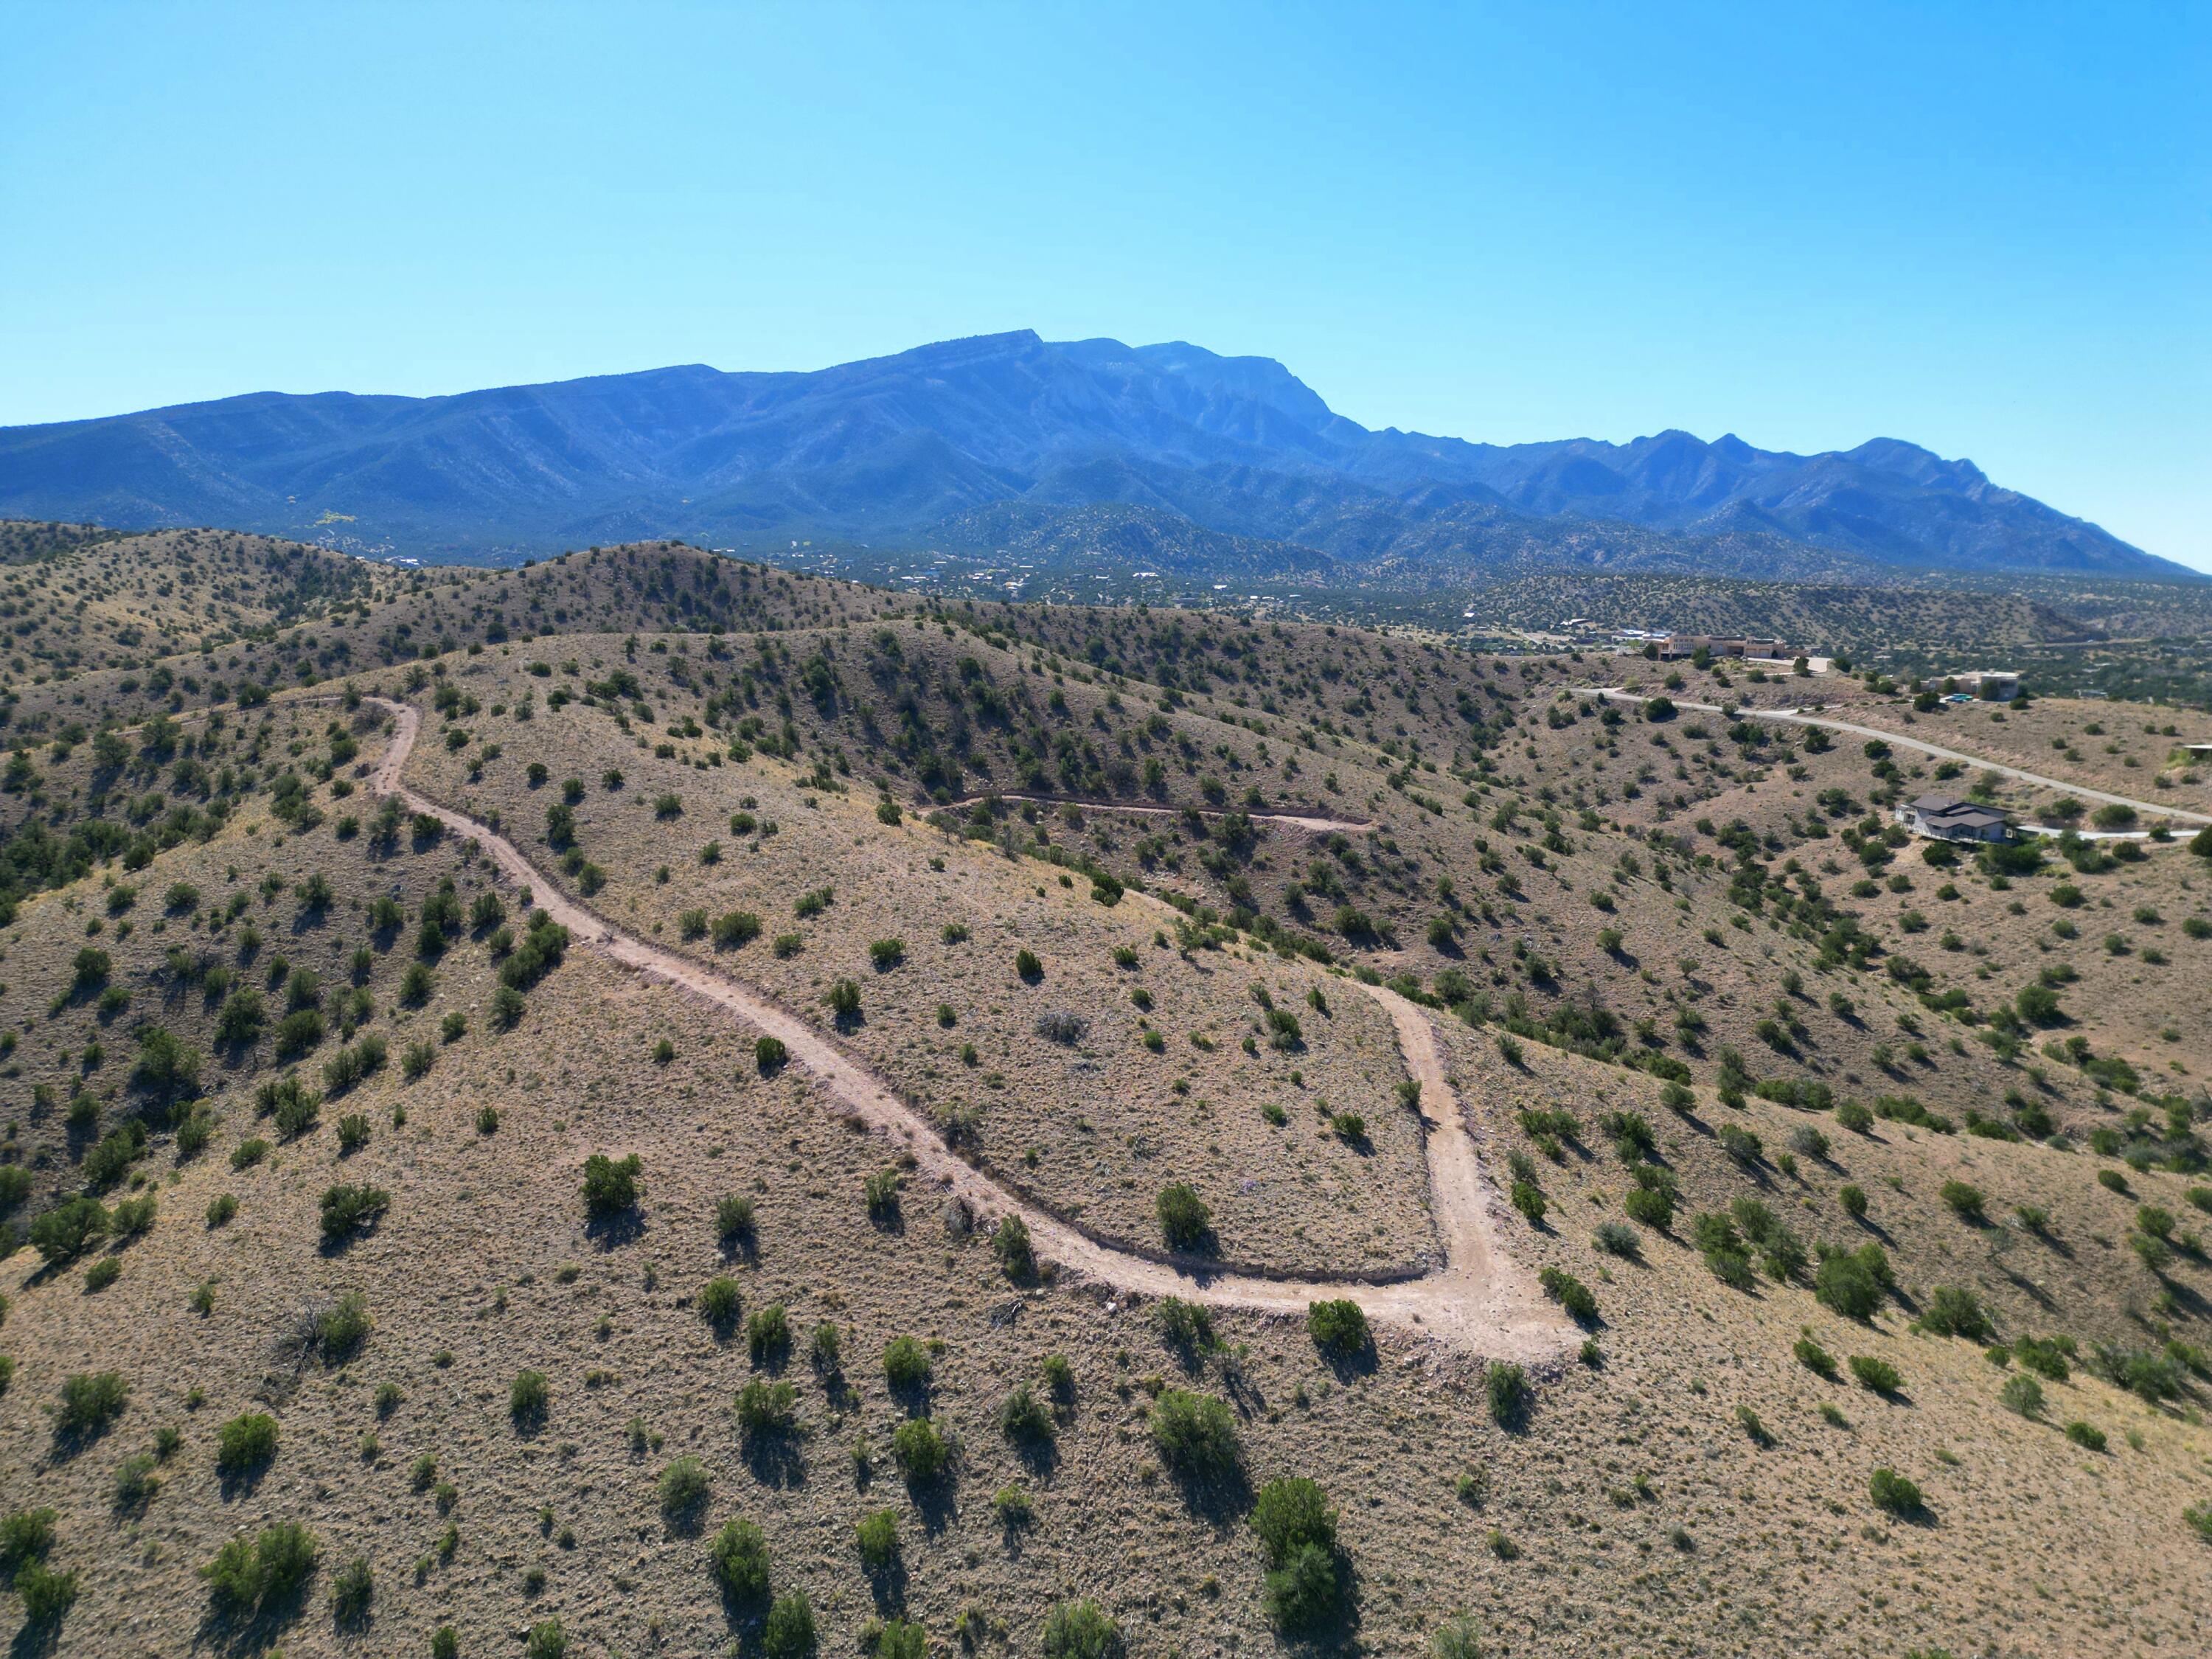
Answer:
[1581,689,2212,828]
[366,698,1564,1360]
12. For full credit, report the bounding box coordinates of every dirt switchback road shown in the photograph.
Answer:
[1582,689,2212,827]
[366,698,1565,1362]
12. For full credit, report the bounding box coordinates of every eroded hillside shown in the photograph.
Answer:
[0,535,2208,1658]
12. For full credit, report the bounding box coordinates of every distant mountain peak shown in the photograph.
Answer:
[0,333,2185,581]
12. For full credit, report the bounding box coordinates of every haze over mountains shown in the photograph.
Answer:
[0,330,2188,582]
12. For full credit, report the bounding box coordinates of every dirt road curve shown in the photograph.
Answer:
[1582,689,2212,827]
[364,699,1564,1360]
[942,792,1370,835]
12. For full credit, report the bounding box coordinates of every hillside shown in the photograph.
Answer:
[0,333,2191,581]
[0,534,2208,1658]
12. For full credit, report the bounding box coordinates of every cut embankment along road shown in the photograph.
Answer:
[364,697,1567,1361]
[941,791,1370,835]
[1581,689,2212,827]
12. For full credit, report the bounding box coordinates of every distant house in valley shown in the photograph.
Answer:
[1941,669,2021,701]
[1894,793,2013,844]
[1655,634,1789,661]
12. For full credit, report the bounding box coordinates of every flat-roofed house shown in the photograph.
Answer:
[1894,793,2012,844]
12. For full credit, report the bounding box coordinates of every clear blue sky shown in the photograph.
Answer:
[4,1,2206,568]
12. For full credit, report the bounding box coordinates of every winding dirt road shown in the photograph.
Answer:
[942,792,1370,835]
[1582,688,2212,827]
[364,699,1564,1360]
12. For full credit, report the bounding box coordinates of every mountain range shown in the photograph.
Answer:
[0,330,2189,582]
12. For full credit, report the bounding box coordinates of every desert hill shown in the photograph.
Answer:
[0,532,2206,1656]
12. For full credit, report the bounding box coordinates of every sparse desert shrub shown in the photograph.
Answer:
[698,1276,742,1334]
[1486,1362,1531,1427]
[1307,1298,1369,1357]
[1790,1123,1830,1161]
[1036,1009,1088,1044]
[1939,1180,1986,1220]
[748,1302,793,1366]
[763,1591,816,1658]
[2000,1373,2045,1418]
[1540,1267,1599,1324]
[15,1559,76,1627]
[1917,1286,1994,1342]
[855,1508,900,1570]
[1156,1183,1211,1251]
[336,1112,370,1153]
[1000,1384,1054,1444]
[1430,1613,1483,1659]
[319,1292,373,1361]
[736,1378,799,1438]
[891,1416,949,1481]
[581,1152,641,1217]
[1815,1250,1885,1320]
[1264,1532,1346,1632]
[524,1618,567,1659]
[1593,1220,1641,1257]
[1509,1180,1547,1225]
[2013,1335,2073,1380]
[1623,1178,1674,1231]
[0,1507,57,1574]
[1041,1599,1124,1659]
[865,1167,903,1221]
[869,937,905,969]
[32,1196,110,1264]
[754,1034,788,1074]
[2065,1419,2108,1452]
[216,1411,279,1478]
[1848,1355,1903,1395]
[319,1183,389,1242]
[883,1335,932,1392]
[1868,1467,1921,1515]
[1251,1475,1343,1630]
[993,1214,1035,1279]
[1794,1334,1838,1379]
[1251,1475,1337,1566]
[1015,947,1043,981]
[709,1515,769,1602]
[1150,1388,1240,1478]
[201,1522,319,1619]
[712,910,763,949]
[510,1369,549,1425]
[55,1371,128,1437]
[260,1074,322,1138]
[717,1194,756,1246]
[1158,1296,1217,1356]
[330,1555,373,1627]
[1717,1124,1762,1165]
[1042,1353,1075,1399]
[826,978,862,1018]
[658,1455,712,1525]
